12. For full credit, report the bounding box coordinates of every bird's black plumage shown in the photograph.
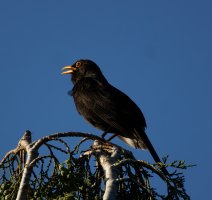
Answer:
[62,59,166,169]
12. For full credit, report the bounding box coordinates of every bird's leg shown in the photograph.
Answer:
[101,127,111,139]
[107,133,118,141]
[101,131,108,138]
[101,127,118,141]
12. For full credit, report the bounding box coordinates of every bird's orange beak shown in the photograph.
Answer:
[61,65,77,74]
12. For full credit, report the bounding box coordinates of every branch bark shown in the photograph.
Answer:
[93,141,120,200]
[16,131,38,200]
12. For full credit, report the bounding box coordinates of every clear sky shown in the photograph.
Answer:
[0,1,211,199]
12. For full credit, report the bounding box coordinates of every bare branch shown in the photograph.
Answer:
[93,141,120,200]
[0,130,192,200]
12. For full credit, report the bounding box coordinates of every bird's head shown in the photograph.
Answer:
[62,59,107,84]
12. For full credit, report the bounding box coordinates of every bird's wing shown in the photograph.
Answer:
[72,78,148,149]
[88,84,164,162]
[85,81,146,135]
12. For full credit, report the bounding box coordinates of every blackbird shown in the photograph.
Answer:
[62,59,167,171]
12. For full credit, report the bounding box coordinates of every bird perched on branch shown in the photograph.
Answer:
[62,59,168,174]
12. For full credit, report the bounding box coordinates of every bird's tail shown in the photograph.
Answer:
[118,135,147,150]
[118,129,169,175]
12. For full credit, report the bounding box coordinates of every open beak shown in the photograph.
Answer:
[61,65,76,74]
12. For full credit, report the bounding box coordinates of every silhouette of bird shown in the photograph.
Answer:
[62,59,167,173]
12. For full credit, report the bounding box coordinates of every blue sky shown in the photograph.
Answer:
[0,1,211,199]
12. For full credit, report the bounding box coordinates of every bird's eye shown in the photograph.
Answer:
[76,62,81,68]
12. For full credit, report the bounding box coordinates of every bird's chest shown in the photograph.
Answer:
[73,91,94,112]
[71,80,111,131]
[71,80,98,113]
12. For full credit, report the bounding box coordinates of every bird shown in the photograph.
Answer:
[62,59,168,174]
